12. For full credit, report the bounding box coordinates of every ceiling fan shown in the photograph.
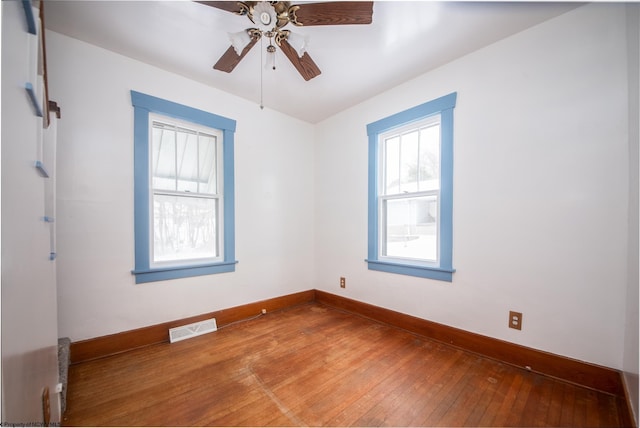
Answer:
[198,1,374,81]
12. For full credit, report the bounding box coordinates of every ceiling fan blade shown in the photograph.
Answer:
[290,1,373,26]
[213,36,259,73]
[279,39,321,81]
[196,1,250,14]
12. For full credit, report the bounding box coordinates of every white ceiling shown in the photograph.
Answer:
[43,1,580,123]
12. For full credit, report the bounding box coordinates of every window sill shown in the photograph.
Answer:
[132,261,238,284]
[365,259,454,282]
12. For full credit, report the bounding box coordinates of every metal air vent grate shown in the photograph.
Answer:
[169,318,217,343]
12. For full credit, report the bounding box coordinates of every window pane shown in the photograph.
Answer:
[383,136,399,195]
[153,194,218,262]
[382,195,437,262]
[199,133,217,194]
[176,128,199,193]
[418,124,440,191]
[399,130,419,193]
[152,125,176,191]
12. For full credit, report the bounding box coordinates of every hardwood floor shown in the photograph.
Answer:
[63,303,631,427]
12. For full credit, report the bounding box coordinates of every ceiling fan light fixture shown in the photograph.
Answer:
[265,44,277,70]
[253,2,278,32]
[286,32,309,57]
[206,0,374,81]
[228,30,252,55]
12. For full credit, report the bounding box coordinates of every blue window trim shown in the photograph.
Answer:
[366,92,457,282]
[130,91,237,283]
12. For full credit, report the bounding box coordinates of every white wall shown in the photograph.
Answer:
[1,1,61,423]
[623,3,639,423]
[47,32,315,341]
[314,3,632,369]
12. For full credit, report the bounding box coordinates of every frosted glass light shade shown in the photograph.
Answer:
[287,32,309,57]
[265,50,276,70]
[229,31,251,55]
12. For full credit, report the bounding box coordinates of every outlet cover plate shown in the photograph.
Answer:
[509,311,522,330]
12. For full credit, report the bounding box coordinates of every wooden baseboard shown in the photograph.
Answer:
[69,290,315,364]
[69,288,626,401]
[314,290,626,398]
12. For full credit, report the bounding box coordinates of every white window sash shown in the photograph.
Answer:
[148,114,224,267]
[379,190,440,264]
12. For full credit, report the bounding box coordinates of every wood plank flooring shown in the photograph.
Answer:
[63,303,631,427]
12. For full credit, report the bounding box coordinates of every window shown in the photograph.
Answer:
[366,93,457,281]
[150,117,222,264]
[131,91,237,283]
